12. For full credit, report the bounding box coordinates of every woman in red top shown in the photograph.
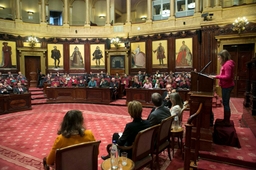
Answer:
[210,50,235,126]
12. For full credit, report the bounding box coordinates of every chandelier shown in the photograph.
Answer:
[232,17,249,34]
[110,37,121,49]
[27,36,39,48]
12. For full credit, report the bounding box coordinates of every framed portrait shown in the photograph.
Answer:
[0,41,17,68]
[90,44,105,69]
[152,40,168,68]
[47,44,63,69]
[69,44,85,69]
[175,38,193,68]
[131,42,146,68]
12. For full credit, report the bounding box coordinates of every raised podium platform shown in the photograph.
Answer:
[213,119,241,148]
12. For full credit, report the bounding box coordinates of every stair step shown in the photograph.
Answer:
[31,99,47,105]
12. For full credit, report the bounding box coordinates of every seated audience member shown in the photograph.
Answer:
[154,79,162,89]
[77,79,86,87]
[13,82,28,94]
[99,77,109,88]
[105,72,112,79]
[131,76,141,88]
[143,79,152,89]
[147,92,171,126]
[88,77,97,87]
[63,79,72,87]
[3,81,12,91]
[101,100,151,160]
[17,71,27,81]
[162,84,176,108]
[7,71,14,79]
[37,71,45,88]
[169,92,183,129]
[110,77,119,99]
[71,76,78,86]
[0,83,9,94]
[43,110,96,168]
[84,72,90,84]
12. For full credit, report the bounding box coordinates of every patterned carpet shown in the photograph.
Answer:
[0,98,255,170]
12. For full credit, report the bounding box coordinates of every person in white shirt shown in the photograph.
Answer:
[169,92,183,129]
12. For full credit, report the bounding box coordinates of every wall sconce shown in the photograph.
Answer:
[232,17,249,34]
[140,16,147,20]
[27,11,34,15]
[27,36,38,48]
[0,6,5,10]
[99,15,105,19]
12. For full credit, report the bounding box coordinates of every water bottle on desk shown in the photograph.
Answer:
[173,116,179,131]
[110,141,118,170]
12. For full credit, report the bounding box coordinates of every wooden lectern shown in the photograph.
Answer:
[189,71,214,151]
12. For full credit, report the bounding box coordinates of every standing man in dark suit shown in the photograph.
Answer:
[147,92,171,126]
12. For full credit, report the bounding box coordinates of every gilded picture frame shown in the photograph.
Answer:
[0,41,17,69]
[175,38,193,68]
[69,44,85,69]
[152,40,168,68]
[47,44,63,69]
[131,42,146,68]
[90,44,105,69]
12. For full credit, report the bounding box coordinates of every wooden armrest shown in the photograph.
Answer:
[117,145,133,151]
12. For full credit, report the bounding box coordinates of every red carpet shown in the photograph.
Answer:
[0,98,255,170]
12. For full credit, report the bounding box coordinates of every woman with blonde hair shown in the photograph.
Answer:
[101,100,150,159]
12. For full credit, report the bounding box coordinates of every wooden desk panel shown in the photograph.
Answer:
[0,93,32,114]
[126,88,189,107]
[46,87,113,104]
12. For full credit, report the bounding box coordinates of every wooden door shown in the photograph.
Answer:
[224,44,254,97]
[25,56,41,87]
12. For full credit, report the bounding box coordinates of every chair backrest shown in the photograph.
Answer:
[179,102,189,123]
[131,124,160,162]
[156,116,175,150]
[55,140,101,170]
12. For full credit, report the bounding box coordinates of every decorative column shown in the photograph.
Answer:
[41,0,46,23]
[85,0,89,25]
[214,0,221,8]
[147,0,152,22]
[15,0,21,20]
[63,0,69,25]
[168,0,175,19]
[195,0,200,13]
[204,0,211,8]
[126,0,131,24]
[106,0,110,25]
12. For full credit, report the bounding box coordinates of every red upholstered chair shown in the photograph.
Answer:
[54,141,101,170]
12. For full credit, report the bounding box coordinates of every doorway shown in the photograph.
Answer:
[25,56,41,87]
[223,44,255,97]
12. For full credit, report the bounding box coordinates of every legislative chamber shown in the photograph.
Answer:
[0,0,256,169]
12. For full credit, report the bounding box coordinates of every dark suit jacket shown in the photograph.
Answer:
[13,86,27,94]
[99,80,109,88]
[147,105,171,126]
[117,118,150,147]
[109,81,118,89]
[162,91,172,108]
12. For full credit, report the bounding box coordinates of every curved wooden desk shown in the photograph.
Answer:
[101,157,135,170]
